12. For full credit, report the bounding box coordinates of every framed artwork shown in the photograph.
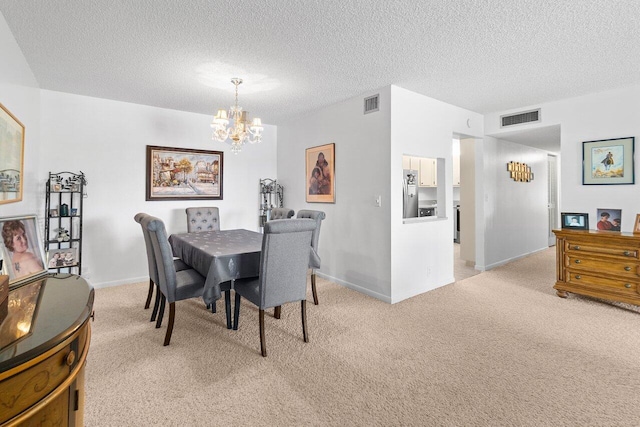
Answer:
[583,137,634,185]
[596,208,621,231]
[634,214,640,234]
[47,247,78,268]
[146,145,223,201]
[0,215,47,286]
[305,143,335,203]
[561,212,589,230]
[0,103,25,205]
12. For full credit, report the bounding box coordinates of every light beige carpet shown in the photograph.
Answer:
[85,248,640,426]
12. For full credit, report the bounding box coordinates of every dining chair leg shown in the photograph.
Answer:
[150,286,161,322]
[225,290,232,329]
[311,271,319,305]
[259,309,267,357]
[163,302,175,346]
[145,279,154,309]
[233,292,241,330]
[274,305,281,319]
[156,294,166,328]
[301,300,309,342]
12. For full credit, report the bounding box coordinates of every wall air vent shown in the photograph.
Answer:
[364,94,379,114]
[500,109,540,127]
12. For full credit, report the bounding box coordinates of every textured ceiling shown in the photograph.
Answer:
[1,0,639,127]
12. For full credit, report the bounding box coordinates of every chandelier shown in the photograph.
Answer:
[211,78,263,154]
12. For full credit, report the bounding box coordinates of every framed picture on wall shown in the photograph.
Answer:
[0,215,47,286]
[146,145,223,201]
[560,212,589,230]
[305,143,335,203]
[583,137,635,185]
[0,103,25,205]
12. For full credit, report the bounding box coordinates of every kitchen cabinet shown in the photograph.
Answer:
[453,153,461,187]
[402,156,420,171]
[419,158,437,187]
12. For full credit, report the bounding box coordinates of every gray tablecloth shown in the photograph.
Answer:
[168,229,263,305]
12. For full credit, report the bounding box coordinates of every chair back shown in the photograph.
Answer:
[259,219,316,308]
[186,207,220,232]
[142,215,179,302]
[269,208,294,220]
[134,212,160,284]
[296,210,326,269]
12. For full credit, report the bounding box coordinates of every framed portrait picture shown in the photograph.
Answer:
[596,208,621,231]
[634,214,640,235]
[0,103,25,205]
[146,145,223,201]
[0,215,47,286]
[583,137,635,185]
[47,247,78,269]
[561,212,589,230]
[305,143,335,203]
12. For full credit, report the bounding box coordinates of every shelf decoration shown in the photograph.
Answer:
[506,161,534,182]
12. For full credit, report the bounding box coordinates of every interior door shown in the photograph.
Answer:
[548,154,558,246]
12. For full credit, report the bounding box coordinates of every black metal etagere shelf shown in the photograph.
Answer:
[44,171,86,275]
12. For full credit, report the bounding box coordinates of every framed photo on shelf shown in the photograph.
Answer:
[583,137,635,185]
[305,143,335,203]
[596,208,622,231]
[560,213,589,230]
[0,215,47,286]
[634,214,640,234]
[146,145,223,201]
[47,247,78,269]
[49,209,58,217]
[0,103,25,205]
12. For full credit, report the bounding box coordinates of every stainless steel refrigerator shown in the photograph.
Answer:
[403,169,418,218]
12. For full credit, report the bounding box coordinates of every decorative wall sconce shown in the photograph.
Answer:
[506,161,534,182]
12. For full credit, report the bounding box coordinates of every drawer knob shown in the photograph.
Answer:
[624,251,631,256]
[575,259,581,264]
[574,246,580,250]
[66,350,76,366]
[625,283,632,288]
[624,266,632,271]
[575,275,581,279]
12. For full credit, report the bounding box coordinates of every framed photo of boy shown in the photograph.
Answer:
[561,213,589,230]
[305,143,335,203]
[0,215,47,286]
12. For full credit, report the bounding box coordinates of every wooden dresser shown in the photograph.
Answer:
[0,274,94,426]
[553,229,640,306]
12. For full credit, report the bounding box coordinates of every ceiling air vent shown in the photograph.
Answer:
[364,94,379,114]
[500,109,540,127]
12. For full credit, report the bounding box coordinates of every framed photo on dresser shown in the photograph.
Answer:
[561,212,589,230]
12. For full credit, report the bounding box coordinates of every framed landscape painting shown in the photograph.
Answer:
[0,103,25,205]
[146,145,223,201]
[305,143,335,203]
[583,137,634,185]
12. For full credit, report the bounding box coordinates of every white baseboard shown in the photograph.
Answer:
[315,271,391,304]
[482,246,549,271]
[91,276,147,289]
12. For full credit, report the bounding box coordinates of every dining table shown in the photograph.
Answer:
[168,229,263,306]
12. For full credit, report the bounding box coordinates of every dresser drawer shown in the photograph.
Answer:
[565,240,639,260]
[565,255,640,278]
[566,271,639,294]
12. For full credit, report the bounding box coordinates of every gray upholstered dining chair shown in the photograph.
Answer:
[142,215,208,346]
[232,218,316,357]
[296,210,326,305]
[186,207,220,232]
[269,207,294,220]
[134,213,188,321]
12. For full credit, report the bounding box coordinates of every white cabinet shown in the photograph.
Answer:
[453,153,461,187]
[402,156,420,171]
[419,158,437,187]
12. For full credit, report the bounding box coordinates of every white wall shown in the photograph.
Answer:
[39,90,277,287]
[479,136,549,269]
[0,11,41,217]
[390,86,484,302]
[277,86,393,301]
[485,85,640,234]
